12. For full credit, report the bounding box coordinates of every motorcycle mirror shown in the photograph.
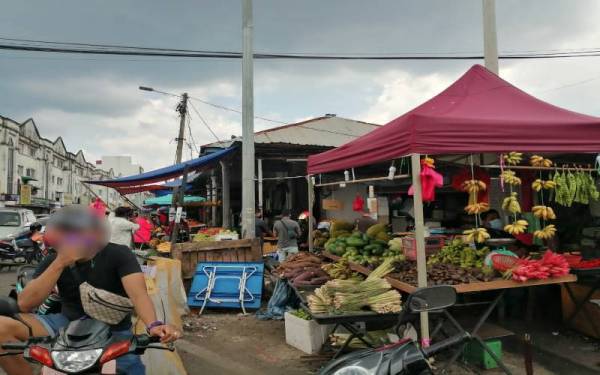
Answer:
[408,285,456,313]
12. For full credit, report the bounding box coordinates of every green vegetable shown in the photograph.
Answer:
[346,237,367,247]
[290,309,312,320]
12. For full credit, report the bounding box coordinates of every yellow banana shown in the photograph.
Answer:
[422,157,435,168]
[463,228,490,243]
[504,220,529,235]
[501,170,522,185]
[502,192,521,213]
[532,205,556,220]
[534,224,557,239]
[464,202,490,214]
[461,179,487,193]
[503,152,523,166]
[532,179,543,192]
[543,180,556,189]
[530,155,553,168]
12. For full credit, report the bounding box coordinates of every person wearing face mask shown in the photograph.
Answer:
[482,209,503,231]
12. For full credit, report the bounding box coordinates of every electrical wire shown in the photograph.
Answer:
[188,96,286,124]
[187,100,221,142]
[5,38,600,60]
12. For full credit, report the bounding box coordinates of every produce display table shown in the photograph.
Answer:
[323,251,577,374]
[289,282,399,358]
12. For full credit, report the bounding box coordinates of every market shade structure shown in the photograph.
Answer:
[85,147,234,188]
[307,64,600,175]
[143,194,205,206]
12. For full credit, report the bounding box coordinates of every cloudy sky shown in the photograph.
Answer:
[1,0,600,170]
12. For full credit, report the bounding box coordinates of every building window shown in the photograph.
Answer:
[25,168,35,178]
[57,177,63,186]
[52,176,55,184]
[29,146,36,157]
[17,165,23,176]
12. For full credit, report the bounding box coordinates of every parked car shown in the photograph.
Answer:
[0,208,37,239]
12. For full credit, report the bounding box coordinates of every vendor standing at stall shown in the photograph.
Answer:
[273,209,301,261]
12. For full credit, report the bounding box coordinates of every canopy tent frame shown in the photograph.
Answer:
[306,64,600,346]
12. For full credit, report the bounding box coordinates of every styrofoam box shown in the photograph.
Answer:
[284,312,333,354]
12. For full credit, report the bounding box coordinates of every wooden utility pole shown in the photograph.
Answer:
[241,0,256,239]
[482,0,499,74]
[175,93,189,164]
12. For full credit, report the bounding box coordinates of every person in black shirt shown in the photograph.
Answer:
[0,206,180,375]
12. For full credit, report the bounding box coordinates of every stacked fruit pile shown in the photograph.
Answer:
[324,224,404,265]
[428,238,490,268]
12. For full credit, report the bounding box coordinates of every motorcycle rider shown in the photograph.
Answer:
[0,206,181,375]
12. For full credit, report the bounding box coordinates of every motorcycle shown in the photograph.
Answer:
[318,285,470,375]
[0,297,173,374]
[0,223,45,265]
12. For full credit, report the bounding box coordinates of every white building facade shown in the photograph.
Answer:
[0,115,127,211]
[96,156,147,207]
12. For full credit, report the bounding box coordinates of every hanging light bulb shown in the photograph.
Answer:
[344,170,350,182]
[310,176,316,185]
[340,182,346,188]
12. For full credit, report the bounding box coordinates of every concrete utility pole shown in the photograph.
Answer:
[175,93,189,164]
[482,0,499,74]
[241,0,256,239]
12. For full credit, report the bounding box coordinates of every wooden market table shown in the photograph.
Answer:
[322,251,577,374]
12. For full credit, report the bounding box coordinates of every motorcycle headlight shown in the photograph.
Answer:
[51,349,102,373]
[333,366,372,375]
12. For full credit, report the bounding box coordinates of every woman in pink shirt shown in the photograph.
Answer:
[133,212,153,249]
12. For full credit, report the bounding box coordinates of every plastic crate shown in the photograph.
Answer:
[462,339,502,369]
[402,236,445,260]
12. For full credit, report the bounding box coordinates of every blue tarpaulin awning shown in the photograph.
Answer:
[85,147,235,188]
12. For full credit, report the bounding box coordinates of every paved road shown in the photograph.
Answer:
[0,267,17,296]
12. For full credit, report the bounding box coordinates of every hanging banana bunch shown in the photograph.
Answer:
[501,170,522,185]
[532,205,556,220]
[463,228,490,243]
[464,202,490,215]
[532,179,557,192]
[422,156,435,168]
[534,224,557,240]
[461,179,487,194]
[530,155,553,168]
[504,220,529,235]
[502,192,521,214]
[503,152,523,166]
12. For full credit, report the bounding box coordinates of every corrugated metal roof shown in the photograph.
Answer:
[204,116,379,148]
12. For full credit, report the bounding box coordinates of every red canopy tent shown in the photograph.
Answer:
[308,64,600,175]
[306,65,600,344]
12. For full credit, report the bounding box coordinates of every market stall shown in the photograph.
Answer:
[306,64,600,369]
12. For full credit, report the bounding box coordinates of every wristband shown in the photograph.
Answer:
[146,320,165,334]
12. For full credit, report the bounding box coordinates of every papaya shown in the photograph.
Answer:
[366,223,387,238]
[375,231,391,242]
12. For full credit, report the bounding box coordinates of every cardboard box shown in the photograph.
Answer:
[322,199,343,211]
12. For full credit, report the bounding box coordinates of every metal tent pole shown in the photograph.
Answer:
[482,0,499,74]
[307,176,315,252]
[410,153,430,345]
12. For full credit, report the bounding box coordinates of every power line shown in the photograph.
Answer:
[5,38,600,60]
[6,36,600,59]
[188,96,286,124]
[187,100,222,143]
